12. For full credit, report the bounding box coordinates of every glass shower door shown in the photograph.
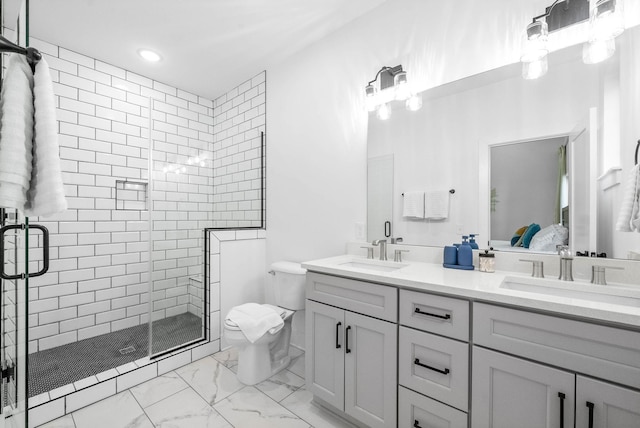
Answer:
[0,210,30,428]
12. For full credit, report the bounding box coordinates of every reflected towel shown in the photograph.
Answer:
[402,191,424,218]
[25,58,67,217]
[615,164,640,232]
[225,303,284,343]
[0,54,34,211]
[425,190,450,219]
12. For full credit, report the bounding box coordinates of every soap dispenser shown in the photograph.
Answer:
[469,234,479,250]
[458,236,473,268]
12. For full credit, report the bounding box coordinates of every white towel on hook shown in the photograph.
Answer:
[25,57,67,217]
[425,190,450,219]
[0,54,34,211]
[225,303,284,343]
[402,191,424,218]
[615,164,640,232]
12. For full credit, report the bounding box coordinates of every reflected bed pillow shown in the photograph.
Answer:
[510,226,529,247]
[522,223,541,248]
[529,224,569,252]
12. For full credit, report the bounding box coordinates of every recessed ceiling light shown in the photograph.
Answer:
[138,49,161,62]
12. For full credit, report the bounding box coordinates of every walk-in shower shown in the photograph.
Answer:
[1,0,210,408]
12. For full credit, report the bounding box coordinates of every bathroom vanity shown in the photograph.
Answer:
[303,255,640,428]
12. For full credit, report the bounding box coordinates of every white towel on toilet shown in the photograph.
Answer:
[225,303,284,343]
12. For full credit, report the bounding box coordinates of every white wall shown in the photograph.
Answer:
[267,0,640,264]
[266,0,587,265]
[219,235,266,349]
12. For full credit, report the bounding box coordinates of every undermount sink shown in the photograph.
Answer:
[500,276,640,308]
[339,259,408,273]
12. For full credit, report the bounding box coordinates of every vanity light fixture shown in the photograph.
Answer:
[521,0,625,78]
[365,64,422,119]
[521,20,550,80]
[583,0,625,64]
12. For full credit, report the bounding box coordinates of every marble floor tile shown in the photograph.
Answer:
[36,414,76,428]
[281,388,356,428]
[211,347,238,373]
[71,391,153,428]
[256,369,305,402]
[214,386,310,428]
[130,371,189,408]
[175,356,244,405]
[287,353,305,379]
[145,387,232,428]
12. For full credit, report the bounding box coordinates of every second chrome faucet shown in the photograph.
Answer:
[372,239,387,261]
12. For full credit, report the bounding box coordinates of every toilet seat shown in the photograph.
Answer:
[224,304,293,331]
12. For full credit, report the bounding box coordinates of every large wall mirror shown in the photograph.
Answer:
[367,25,640,260]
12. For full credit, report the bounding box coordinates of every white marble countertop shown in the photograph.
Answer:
[302,254,640,329]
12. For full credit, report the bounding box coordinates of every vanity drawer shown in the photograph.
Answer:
[474,303,640,389]
[306,272,397,322]
[400,290,469,341]
[399,386,468,428]
[399,326,469,411]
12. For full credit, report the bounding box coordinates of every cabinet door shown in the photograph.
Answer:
[472,347,575,428]
[344,311,397,428]
[305,300,345,410]
[576,376,640,428]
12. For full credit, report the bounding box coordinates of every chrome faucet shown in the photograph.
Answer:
[372,239,388,261]
[557,245,574,281]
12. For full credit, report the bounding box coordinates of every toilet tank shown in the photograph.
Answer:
[271,261,307,310]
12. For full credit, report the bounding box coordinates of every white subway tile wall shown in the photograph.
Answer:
[212,71,266,228]
[24,37,267,353]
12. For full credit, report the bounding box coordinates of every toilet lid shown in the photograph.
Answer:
[224,304,292,330]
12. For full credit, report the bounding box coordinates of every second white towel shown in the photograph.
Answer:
[25,58,68,217]
[615,164,640,232]
[425,190,450,219]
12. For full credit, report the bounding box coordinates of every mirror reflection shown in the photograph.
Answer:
[367,26,640,260]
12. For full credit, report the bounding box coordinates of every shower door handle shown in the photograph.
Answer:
[0,223,49,280]
[28,224,50,278]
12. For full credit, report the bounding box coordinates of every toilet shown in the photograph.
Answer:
[223,261,306,385]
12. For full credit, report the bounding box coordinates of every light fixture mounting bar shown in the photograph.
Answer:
[533,0,590,32]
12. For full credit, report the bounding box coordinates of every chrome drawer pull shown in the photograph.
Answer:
[414,307,451,320]
[414,358,450,375]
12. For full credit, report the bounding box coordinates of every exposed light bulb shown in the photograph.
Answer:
[200,161,206,167]
[181,167,186,173]
[376,103,391,120]
[583,38,615,64]
[522,57,548,80]
[521,20,549,80]
[590,0,624,41]
[162,167,168,173]
[406,94,423,111]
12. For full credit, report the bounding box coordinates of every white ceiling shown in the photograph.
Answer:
[5,0,387,100]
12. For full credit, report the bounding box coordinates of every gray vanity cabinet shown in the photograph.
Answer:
[472,347,575,428]
[305,273,398,428]
[575,376,640,428]
[473,302,640,428]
